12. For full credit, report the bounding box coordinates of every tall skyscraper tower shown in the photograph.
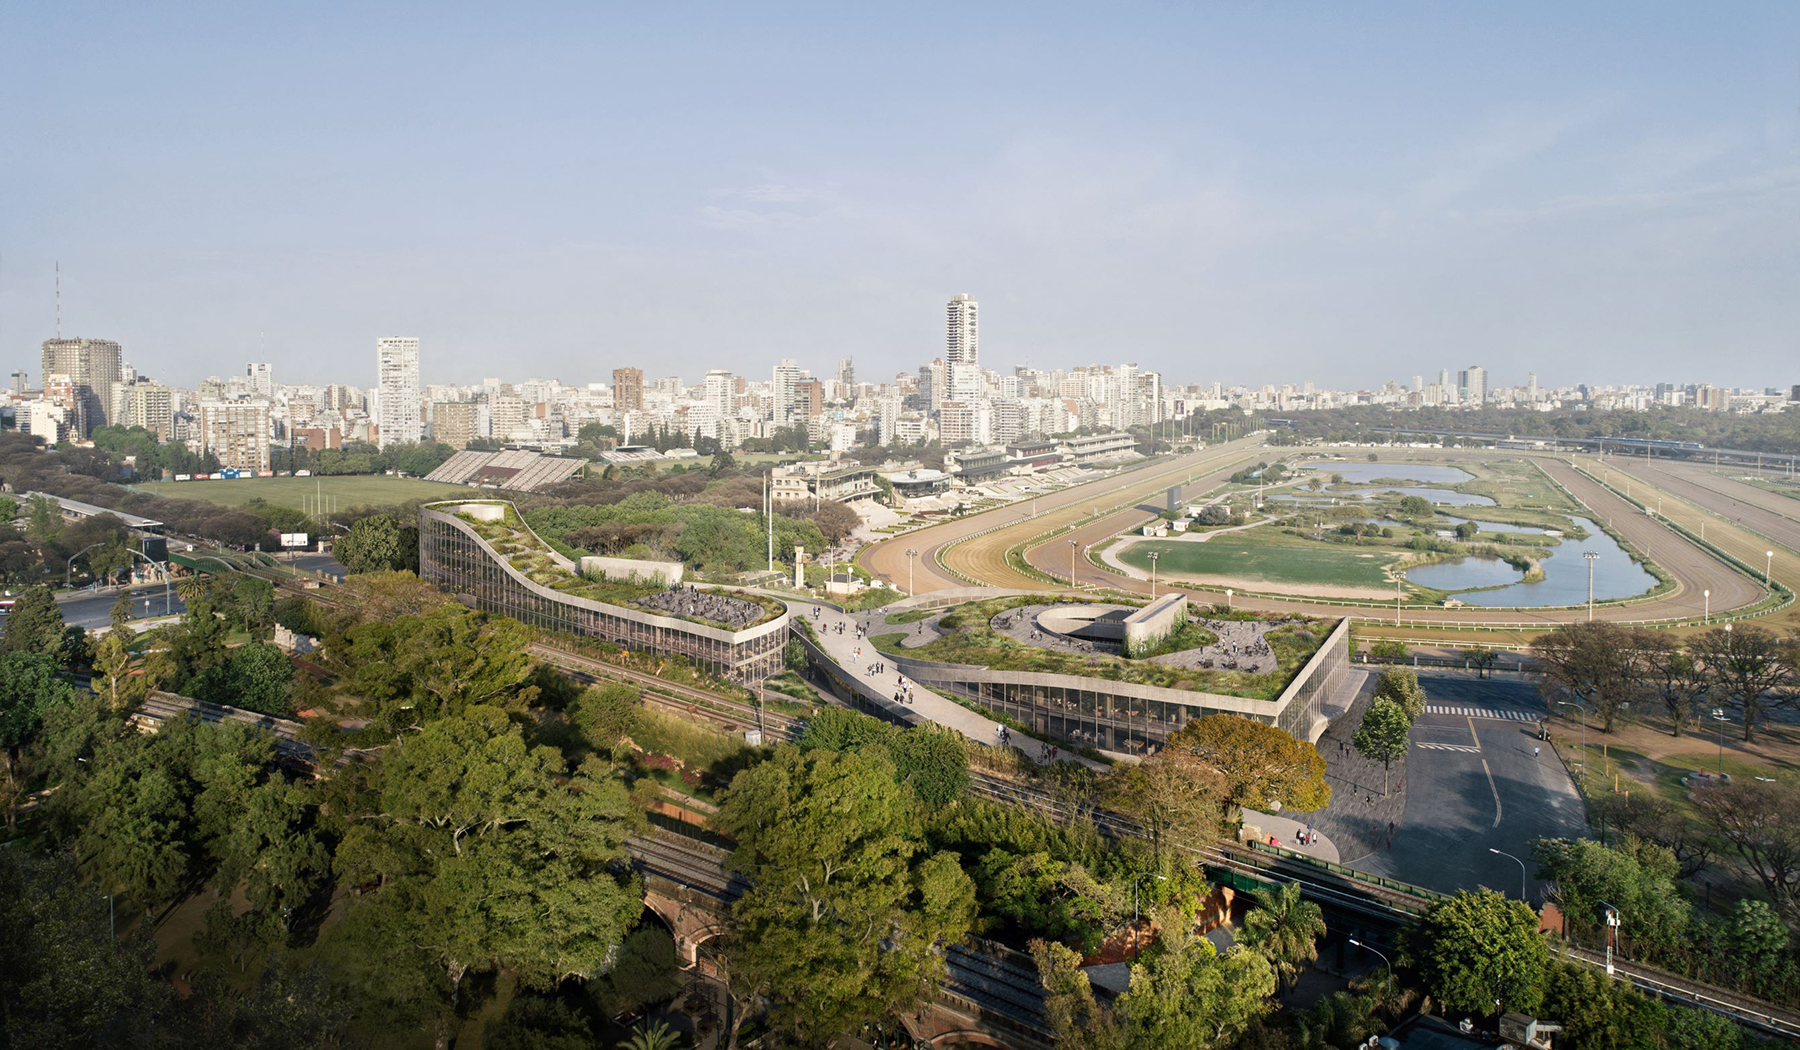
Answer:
[1465,365,1486,406]
[40,338,123,436]
[946,293,979,366]
[771,359,803,426]
[376,337,421,449]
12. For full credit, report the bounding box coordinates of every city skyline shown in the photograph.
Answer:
[4,4,1798,389]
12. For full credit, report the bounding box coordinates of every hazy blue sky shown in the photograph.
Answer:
[3,2,1797,391]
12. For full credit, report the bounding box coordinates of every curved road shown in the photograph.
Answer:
[859,436,1269,593]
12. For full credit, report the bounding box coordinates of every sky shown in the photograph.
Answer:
[2,2,1797,392]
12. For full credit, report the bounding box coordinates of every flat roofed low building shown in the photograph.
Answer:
[21,491,164,534]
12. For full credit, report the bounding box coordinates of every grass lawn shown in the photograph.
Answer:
[1122,531,1403,590]
[131,474,469,511]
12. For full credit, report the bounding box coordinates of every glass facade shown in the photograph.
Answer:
[419,508,787,682]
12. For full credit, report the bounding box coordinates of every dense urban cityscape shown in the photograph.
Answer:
[6,5,1800,1050]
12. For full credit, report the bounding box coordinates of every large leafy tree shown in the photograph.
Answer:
[1533,621,1643,732]
[1352,696,1412,795]
[1164,714,1330,813]
[1030,938,1123,1050]
[330,705,642,1032]
[1240,881,1327,991]
[340,603,540,736]
[714,745,977,1048]
[0,585,65,658]
[1690,625,1799,741]
[1115,911,1276,1050]
[1404,889,1548,1017]
[1635,631,1708,736]
[0,651,75,830]
[1693,779,1800,922]
[1531,836,1689,958]
[1371,666,1426,721]
[334,512,416,575]
[1105,750,1228,864]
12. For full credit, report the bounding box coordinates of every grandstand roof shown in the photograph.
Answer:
[423,449,587,491]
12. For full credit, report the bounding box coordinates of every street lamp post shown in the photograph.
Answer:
[1558,699,1588,775]
[1132,873,1168,960]
[1225,587,1232,610]
[1395,571,1404,626]
[1703,589,1709,624]
[1584,550,1600,621]
[1147,551,1159,600]
[1346,937,1391,978]
[1489,847,1528,901]
[1068,539,1079,588]
[1713,707,1730,776]
[1766,551,1775,587]
[64,542,110,590]
[903,548,917,596]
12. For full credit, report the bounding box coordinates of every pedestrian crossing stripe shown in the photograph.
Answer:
[1424,705,1536,722]
[1417,742,1482,753]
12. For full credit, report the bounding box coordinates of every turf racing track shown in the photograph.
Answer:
[863,443,1793,631]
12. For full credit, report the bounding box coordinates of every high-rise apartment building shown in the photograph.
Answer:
[247,362,274,399]
[704,369,736,439]
[489,395,527,441]
[117,383,175,441]
[9,370,26,394]
[376,337,421,448]
[1462,365,1486,406]
[198,398,273,473]
[772,359,804,426]
[430,402,480,450]
[612,367,644,412]
[40,337,123,436]
[946,293,979,366]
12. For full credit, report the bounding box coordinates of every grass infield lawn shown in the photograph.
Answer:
[130,474,469,511]
[1121,533,1402,591]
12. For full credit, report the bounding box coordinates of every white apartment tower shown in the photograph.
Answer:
[946,293,979,366]
[771,359,803,427]
[705,369,737,439]
[247,362,274,399]
[376,337,422,448]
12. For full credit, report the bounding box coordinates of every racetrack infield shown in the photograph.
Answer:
[1021,450,1780,629]
[858,436,1268,593]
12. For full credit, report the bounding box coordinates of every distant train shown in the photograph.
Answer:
[1600,436,1705,452]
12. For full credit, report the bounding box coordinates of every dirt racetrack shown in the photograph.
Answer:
[858,437,1268,594]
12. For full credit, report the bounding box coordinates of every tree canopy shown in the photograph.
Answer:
[1165,714,1330,813]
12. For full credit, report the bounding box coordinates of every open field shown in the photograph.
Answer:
[1120,530,1401,595]
[131,474,470,511]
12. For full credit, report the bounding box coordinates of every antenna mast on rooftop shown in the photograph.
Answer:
[55,261,60,339]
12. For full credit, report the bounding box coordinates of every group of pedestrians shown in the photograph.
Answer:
[893,675,915,705]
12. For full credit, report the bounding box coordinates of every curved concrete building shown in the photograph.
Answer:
[419,500,790,682]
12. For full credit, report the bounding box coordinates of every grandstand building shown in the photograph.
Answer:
[424,449,588,492]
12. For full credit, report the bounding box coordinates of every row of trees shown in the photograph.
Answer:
[1533,621,1800,741]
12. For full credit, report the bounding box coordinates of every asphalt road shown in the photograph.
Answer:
[55,586,187,628]
[1350,673,1587,902]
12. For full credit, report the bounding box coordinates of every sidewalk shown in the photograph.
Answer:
[1240,808,1341,863]
[806,604,1099,769]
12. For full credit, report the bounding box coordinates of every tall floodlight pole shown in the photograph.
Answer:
[1585,550,1600,621]
[1148,551,1159,600]
[1703,589,1710,625]
[904,548,917,596]
[1394,571,1404,625]
[1068,539,1079,588]
[1767,551,1775,587]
